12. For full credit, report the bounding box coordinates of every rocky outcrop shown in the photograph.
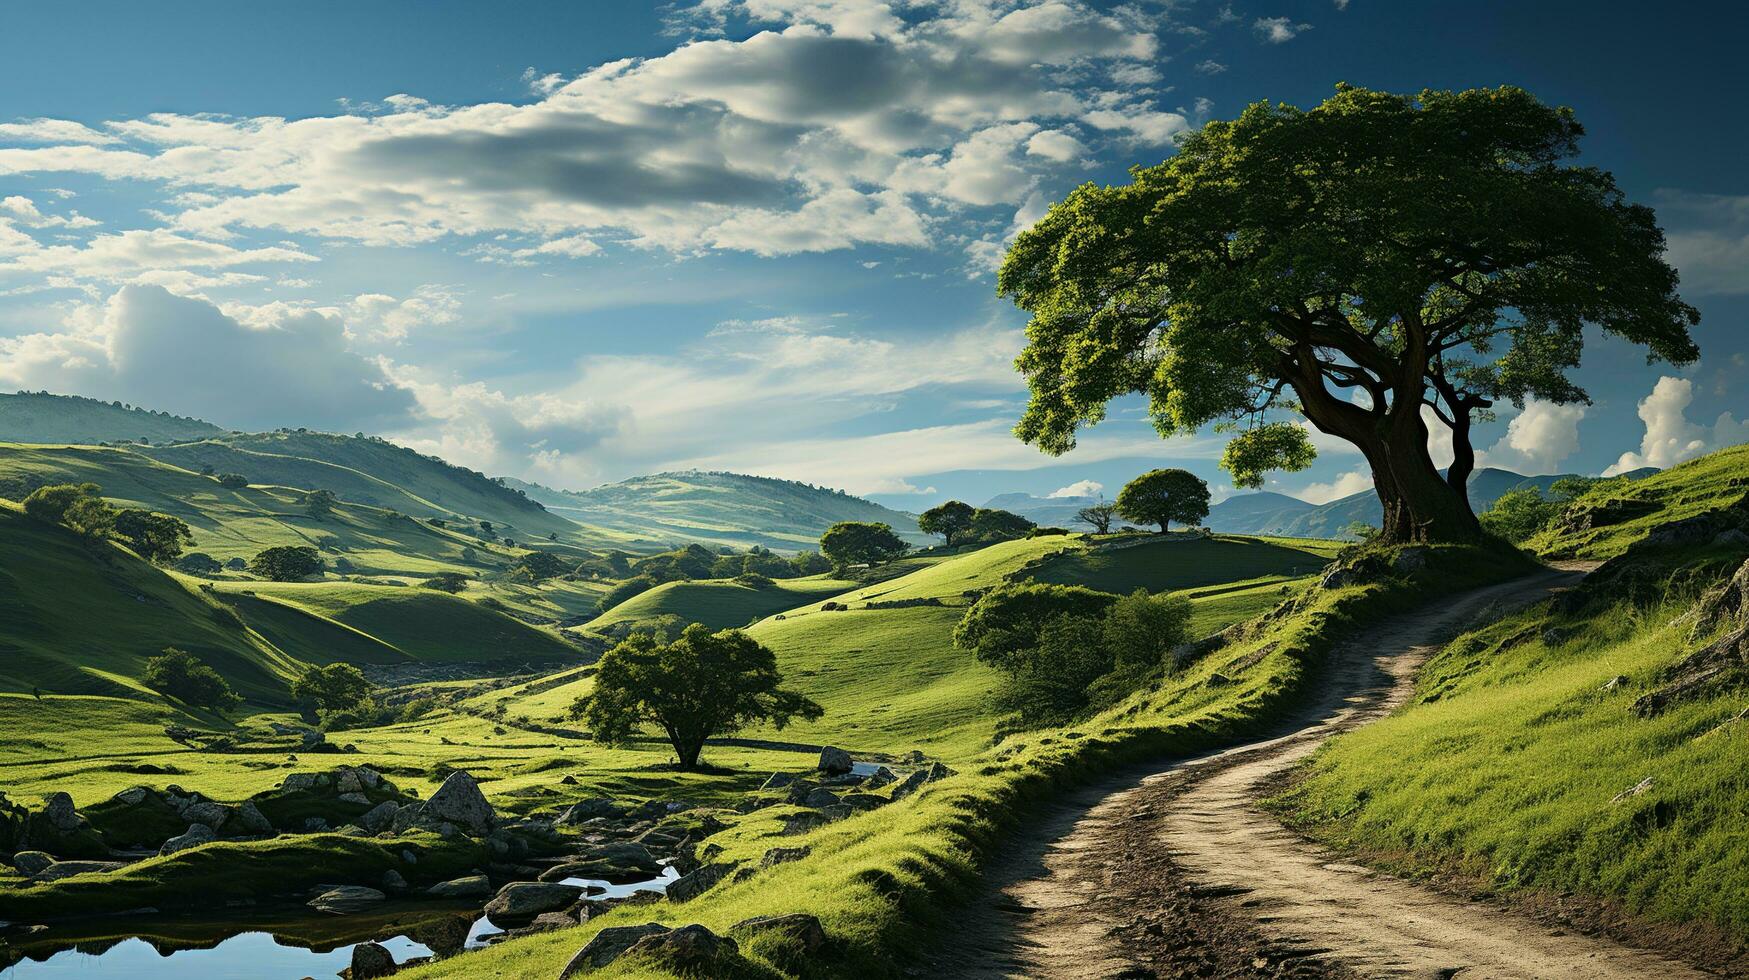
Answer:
[159,823,216,856]
[559,923,674,977]
[730,913,828,954]
[760,846,809,868]
[666,863,731,903]
[309,885,387,914]
[395,771,497,837]
[351,941,398,978]
[1635,558,1749,717]
[890,762,956,800]
[484,881,585,928]
[427,874,493,899]
[35,860,126,882]
[818,746,852,775]
[11,850,55,874]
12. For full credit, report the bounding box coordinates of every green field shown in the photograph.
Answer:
[584,573,855,633]
[1029,533,1340,594]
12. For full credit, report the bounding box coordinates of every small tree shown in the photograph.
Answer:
[1478,488,1558,543]
[918,500,977,546]
[571,624,823,770]
[964,507,1036,544]
[421,572,470,593]
[1116,469,1211,533]
[1100,589,1192,675]
[144,648,241,714]
[290,662,373,713]
[216,473,248,489]
[249,545,324,581]
[514,550,568,581]
[1075,502,1117,534]
[114,510,195,564]
[24,483,117,538]
[953,581,1121,671]
[302,489,337,518]
[176,552,223,575]
[819,522,909,570]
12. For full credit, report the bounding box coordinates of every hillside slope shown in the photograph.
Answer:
[510,470,925,551]
[0,391,226,445]
[1275,443,1749,953]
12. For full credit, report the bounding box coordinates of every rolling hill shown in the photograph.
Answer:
[508,470,927,551]
[0,392,226,445]
[980,491,1103,529]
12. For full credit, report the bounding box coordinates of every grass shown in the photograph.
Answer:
[1273,442,1749,946]
[401,542,1517,980]
[1028,533,1340,594]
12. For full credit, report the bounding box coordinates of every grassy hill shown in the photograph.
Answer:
[137,431,598,543]
[0,391,226,445]
[584,574,856,634]
[1274,442,1749,948]
[509,470,926,551]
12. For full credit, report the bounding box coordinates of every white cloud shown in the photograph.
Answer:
[0,1,1189,262]
[1292,468,1372,505]
[1254,16,1311,43]
[1603,375,1749,475]
[1048,479,1103,498]
[0,285,415,430]
[1475,399,1587,474]
[1658,192,1749,295]
[0,226,315,285]
[1,195,99,229]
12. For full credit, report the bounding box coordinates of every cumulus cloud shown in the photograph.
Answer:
[1292,468,1372,505]
[1603,375,1749,475]
[0,285,415,431]
[1253,16,1311,42]
[0,1,1191,261]
[1658,191,1749,295]
[1475,399,1587,474]
[0,226,314,286]
[1049,479,1103,498]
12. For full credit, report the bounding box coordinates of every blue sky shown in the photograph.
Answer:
[0,0,1743,510]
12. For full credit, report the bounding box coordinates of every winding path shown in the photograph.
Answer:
[929,567,1708,979]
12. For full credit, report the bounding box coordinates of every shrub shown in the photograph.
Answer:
[734,572,775,588]
[143,648,241,714]
[249,546,324,581]
[421,572,469,593]
[215,473,248,489]
[290,662,373,713]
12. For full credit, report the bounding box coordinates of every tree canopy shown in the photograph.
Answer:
[953,581,1121,671]
[250,545,324,581]
[22,483,116,539]
[290,662,373,713]
[143,648,240,714]
[1076,502,1117,534]
[819,521,909,569]
[571,624,823,770]
[1000,84,1698,543]
[918,500,976,546]
[114,509,194,564]
[1116,469,1211,533]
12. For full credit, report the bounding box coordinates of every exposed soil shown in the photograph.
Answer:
[927,567,1721,979]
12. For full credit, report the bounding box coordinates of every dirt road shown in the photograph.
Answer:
[929,567,1709,979]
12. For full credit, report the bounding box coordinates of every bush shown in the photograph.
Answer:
[114,509,195,563]
[249,546,324,581]
[143,648,241,714]
[421,572,469,593]
[1027,526,1071,538]
[22,483,115,539]
[290,662,373,713]
[953,581,1121,670]
[215,473,248,489]
[734,572,775,588]
[176,552,223,575]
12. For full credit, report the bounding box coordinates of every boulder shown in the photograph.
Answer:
[1392,547,1430,574]
[626,924,739,972]
[666,863,731,903]
[484,881,585,928]
[426,875,493,899]
[760,846,809,868]
[557,798,623,824]
[839,793,885,811]
[11,850,55,875]
[730,912,828,954]
[559,923,672,977]
[182,801,231,830]
[336,770,364,795]
[381,869,408,890]
[864,766,897,789]
[337,792,372,806]
[350,941,398,979]
[759,772,797,791]
[800,788,842,809]
[890,762,955,801]
[35,860,126,882]
[281,772,324,793]
[309,885,387,915]
[230,801,274,835]
[424,771,497,836]
[361,801,401,833]
[112,787,149,807]
[40,792,83,832]
[159,823,217,856]
[817,746,853,775]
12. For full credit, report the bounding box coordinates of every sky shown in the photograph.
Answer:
[0,0,1743,511]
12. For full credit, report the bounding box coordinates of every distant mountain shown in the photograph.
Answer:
[510,470,926,552]
[981,491,1104,529]
[0,391,226,444]
[1206,466,1659,539]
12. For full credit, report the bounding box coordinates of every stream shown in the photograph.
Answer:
[0,867,680,978]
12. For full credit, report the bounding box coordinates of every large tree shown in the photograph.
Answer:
[918,500,976,546]
[1116,469,1211,533]
[1000,85,1698,544]
[114,509,194,564]
[819,521,909,570]
[250,545,324,581]
[573,624,823,770]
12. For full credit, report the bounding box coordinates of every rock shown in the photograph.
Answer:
[890,762,956,801]
[35,860,126,882]
[304,817,331,832]
[760,846,809,868]
[1320,565,1359,589]
[426,875,493,899]
[1392,547,1430,574]
[780,811,835,835]
[1714,528,1749,549]
[576,841,661,870]
[281,772,323,793]
[864,766,896,788]
[626,924,738,971]
[484,881,585,928]
[1205,672,1234,688]
[759,772,797,791]
[361,801,401,833]
[182,801,231,830]
[231,801,273,835]
[730,912,828,954]
[424,771,497,836]
[800,788,841,809]
[309,885,387,915]
[40,792,83,832]
[1602,675,1629,691]
[159,823,216,856]
[818,746,853,775]
[557,798,623,824]
[113,787,149,806]
[11,850,54,875]
[559,923,673,977]
[840,793,885,811]
[560,774,579,785]
[401,849,417,864]
[381,869,408,890]
[666,863,731,903]
[336,770,364,795]
[337,792,372,806]
[1542,628,1572,647]
[782,780,820,805]
[351,941,398,979]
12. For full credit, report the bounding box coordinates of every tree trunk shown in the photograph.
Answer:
[675,737,703,771]
[1371,420,1483,544]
